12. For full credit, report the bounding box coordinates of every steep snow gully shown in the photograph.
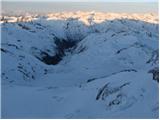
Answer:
[1,13,159,118]
[37,37,77,65]
[34,19,89,65]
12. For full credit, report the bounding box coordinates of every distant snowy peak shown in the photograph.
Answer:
[1,12,159,118]
[1,12,158,24]
[1,12,158,85]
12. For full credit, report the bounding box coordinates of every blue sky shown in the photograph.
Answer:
[2,0,158,13]
[2,1,158,13]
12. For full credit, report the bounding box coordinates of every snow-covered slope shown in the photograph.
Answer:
[1,12,159,118]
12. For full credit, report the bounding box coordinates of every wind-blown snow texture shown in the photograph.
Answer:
[1,12,159,118]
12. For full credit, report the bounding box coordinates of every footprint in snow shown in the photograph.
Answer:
[64,113,74,119]
[37,86,58,91]
[52,96,64,102]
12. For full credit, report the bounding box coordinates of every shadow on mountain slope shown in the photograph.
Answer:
[1,17,159,82]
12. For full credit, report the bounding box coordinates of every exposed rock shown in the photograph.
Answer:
[96,82,130,100]
[148,67,159,82]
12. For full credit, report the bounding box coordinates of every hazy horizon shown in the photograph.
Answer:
[2,1,158,15]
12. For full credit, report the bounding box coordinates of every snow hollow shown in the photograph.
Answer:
[1,12,159,118]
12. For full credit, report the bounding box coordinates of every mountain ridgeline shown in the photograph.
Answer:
[1,12,159,118]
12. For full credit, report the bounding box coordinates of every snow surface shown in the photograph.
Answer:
[1,12,159,118]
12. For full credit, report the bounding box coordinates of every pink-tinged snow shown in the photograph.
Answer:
[1,12,159,118]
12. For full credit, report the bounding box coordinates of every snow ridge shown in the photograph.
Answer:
[1,12,159,118]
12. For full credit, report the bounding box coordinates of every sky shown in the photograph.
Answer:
[1,0,158,2]
[2,0,158,14]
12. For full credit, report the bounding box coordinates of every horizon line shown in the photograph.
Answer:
[1,0,158,2]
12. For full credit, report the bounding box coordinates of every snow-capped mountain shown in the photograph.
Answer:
[1,12,159,118]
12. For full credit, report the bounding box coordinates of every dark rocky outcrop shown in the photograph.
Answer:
[148,67,159,82]
[35,36,77,65]
[96,82,130,100]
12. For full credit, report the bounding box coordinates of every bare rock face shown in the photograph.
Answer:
[148,67,159,82]
[147,50,159,65]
